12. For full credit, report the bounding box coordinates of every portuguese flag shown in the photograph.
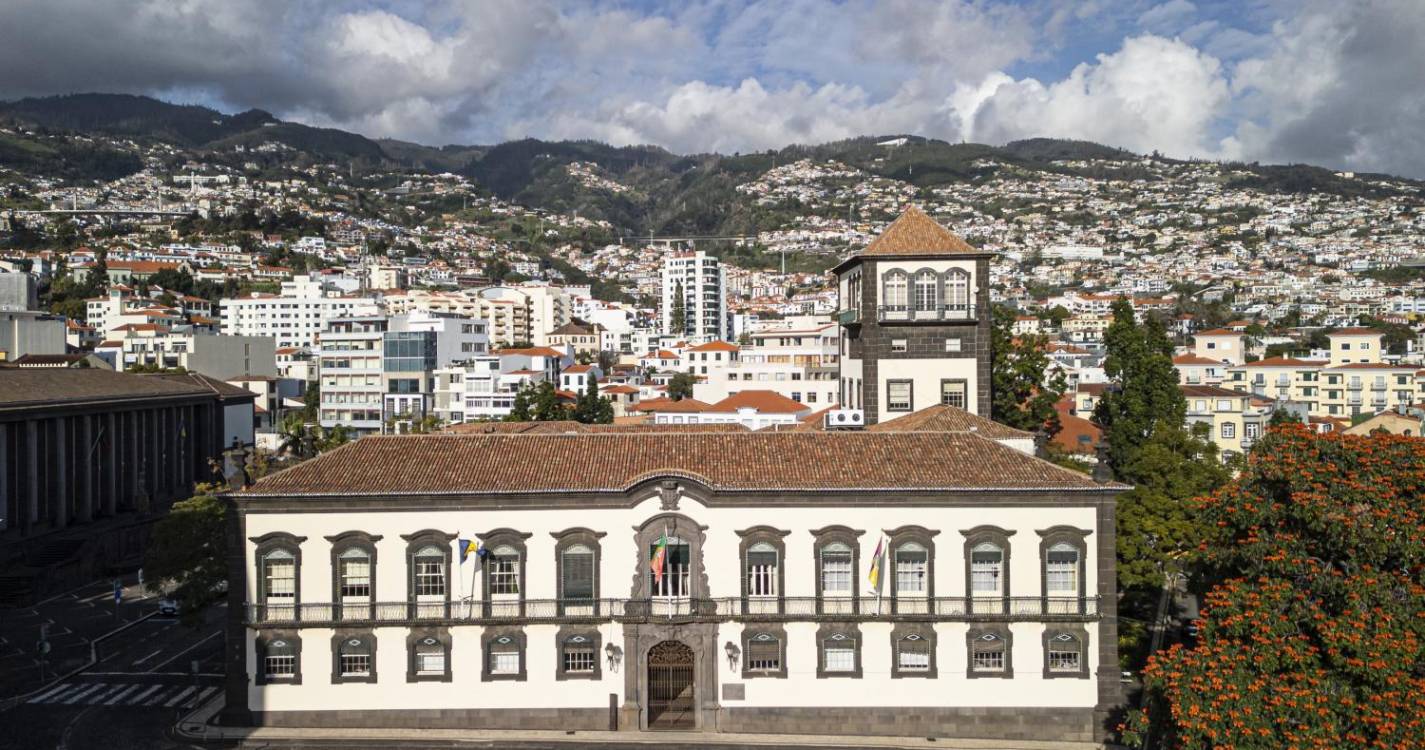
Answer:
[650,532,669,586]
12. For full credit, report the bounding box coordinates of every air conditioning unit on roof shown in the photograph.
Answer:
[825,408,865,430]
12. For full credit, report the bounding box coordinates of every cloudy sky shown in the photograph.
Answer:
[1,0,1422,176]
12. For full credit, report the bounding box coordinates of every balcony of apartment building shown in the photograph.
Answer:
[877,303,976,323]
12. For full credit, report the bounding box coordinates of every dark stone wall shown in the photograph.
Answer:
[719,705,1097,742]
[251,707,612,730]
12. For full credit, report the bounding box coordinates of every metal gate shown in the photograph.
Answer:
[647,640,695,730]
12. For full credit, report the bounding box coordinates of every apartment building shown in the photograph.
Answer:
[836,207,990,423]
[692,323,840,408]
[431,346,570,423]
[221,275,379,349]
[1191,329,1246,365]
[96,327,276,380]
[317,313,489,433]
[1181,384,1276,462]
[225,418,1125,742]
[661,251,728,342]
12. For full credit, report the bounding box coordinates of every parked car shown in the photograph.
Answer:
[157,597,179,616]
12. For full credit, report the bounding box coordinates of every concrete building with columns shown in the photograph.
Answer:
[0,368,255,604]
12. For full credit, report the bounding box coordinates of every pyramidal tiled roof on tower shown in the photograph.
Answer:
[861,206,977,256]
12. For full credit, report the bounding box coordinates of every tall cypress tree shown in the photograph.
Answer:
[669,281,686,335]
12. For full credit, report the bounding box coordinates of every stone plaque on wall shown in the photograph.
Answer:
[721,683,745,701]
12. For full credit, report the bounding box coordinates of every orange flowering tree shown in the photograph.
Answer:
[1123,424,1425,749]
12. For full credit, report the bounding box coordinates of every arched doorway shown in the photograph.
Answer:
[646,640,695,729]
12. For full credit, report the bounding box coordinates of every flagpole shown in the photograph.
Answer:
[665,523,673,622]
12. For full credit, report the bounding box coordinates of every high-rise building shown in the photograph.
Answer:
[835,207,992,424]
[661,250,727,342]
[220,275,379,349]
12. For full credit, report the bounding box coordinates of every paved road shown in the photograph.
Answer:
[0,574,161,699]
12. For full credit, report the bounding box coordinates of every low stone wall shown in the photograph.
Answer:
[717,706,1098,743]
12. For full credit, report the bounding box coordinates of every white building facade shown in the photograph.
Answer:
[225,429,1123,742]
[662,251,728,342]
[221,275,379,349]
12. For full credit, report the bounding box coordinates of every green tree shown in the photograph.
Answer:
[573,374,614,424]
[990,305,1065,435]
[1123,426,1425,749]
[505,381,566,422]
[666,372,697,401]
[670,281,686,335]
[275,414,351,459]
[142,486,227,622]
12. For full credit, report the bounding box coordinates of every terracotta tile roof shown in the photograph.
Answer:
[687,340,739,353]
[867,404,1034,439]
[1180,384,1248,398]
[1325,362,1414,370]
[235,431,1119,497]
[497,346,563,357]
[444,420,748,435]
[1328,327,1383,336]
[1052,399,1101,456]
[601,384,639,394]
[639,397,711,413]
[859,207,976,257]
[1195,328,1240,337]
[563,364,594,373]
[708,390,808,415]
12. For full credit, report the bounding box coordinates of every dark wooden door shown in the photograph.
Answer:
[647,640,695,730]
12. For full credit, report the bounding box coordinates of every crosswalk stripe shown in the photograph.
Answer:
[130,684,164,705]
[86,684,129,704]
[163,686,198,707]
[61,683,107,705]
[141,685,173,706]
[103,684,142,705]
[187,686,219,708]
[27,683,75,703]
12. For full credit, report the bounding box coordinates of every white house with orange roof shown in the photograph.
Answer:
[1191,328,1247,365]
[1172,353,1229,386]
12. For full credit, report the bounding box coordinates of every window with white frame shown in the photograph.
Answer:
[894,542,928,594]
[971,543,1004,595]
[819,542,853,595]
[883,272,908,308]
[489,636,520,675]
[338,637,372,677]
[263,639,296,679]
[745,633,781,672]
[338,547,371,599]
[940,380,967,408]
[489,546,520,595]
[891,339,907,353]
[1047,632,1082,674]
[970,632,1007,674]
[913,270,938,311]
[1221,422,1236,439]
[262,549,296,606]
[562,635,596,674]
[746,542,778,597]
[897,634,931,671]
[887,380,912,411]
[413,546,446,597]
[1045,543,1079,596]
[414,637,446,676]
[822,633,856,672]
[944,270,970,312]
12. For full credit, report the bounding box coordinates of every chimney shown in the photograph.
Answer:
[1092,435,1113,484]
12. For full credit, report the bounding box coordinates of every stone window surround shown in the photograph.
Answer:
[890,621,938,679]
[1037,526,1091,605]
[879,267,973,310]
[324,530,382,617]
[966,625,1014,679]
[552,527,606,615]
[330,629,378,684]
[402,529,456,616]
[736,526,790,611]
[740,623,788,680]
[961,525,1016,612]
[939,378,969,408]
[555,625,603,681]
[250,531,306,608]
[815,622,863,679]
[406,626,453,683]
[887,525,940,610]
[481,626,528,682]
[627,513,711,602]
[811,525,863,614]
[254,630,302,686]
[1042,626,1091,680]
[478,528,533,611]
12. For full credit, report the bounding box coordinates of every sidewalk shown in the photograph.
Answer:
[177,697,1108,750]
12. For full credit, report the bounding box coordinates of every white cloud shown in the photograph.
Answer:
[958,35,1231,158]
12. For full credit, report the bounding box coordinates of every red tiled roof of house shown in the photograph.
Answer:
[1325,362,1414,370]
[1195,328,1240,337]
[1173,354,1226,366]
[1241,356,1326,367]
[1328,327,1383,336]
[867,404,1034,439]
[497,346,563,357]
[563,364,594,374]
[235,431,1121,497]
[687,340,739,353]
[1052,399,1101,456]
[707,390,807,414]
[601,384,639,395]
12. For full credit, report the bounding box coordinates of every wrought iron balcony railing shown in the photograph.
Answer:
[876,304,976,322]
[244,596,1098,627]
